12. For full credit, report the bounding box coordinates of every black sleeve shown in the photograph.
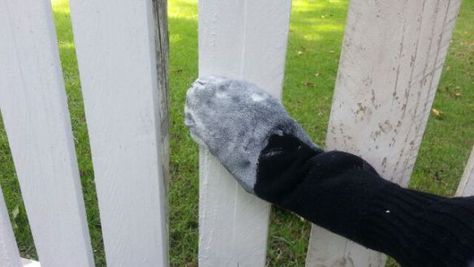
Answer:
[255,134,474,267]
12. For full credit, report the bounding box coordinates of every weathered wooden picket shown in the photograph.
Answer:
[0,0,471,266]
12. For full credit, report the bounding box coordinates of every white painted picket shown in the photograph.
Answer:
[457,147,474,197]
[69,0,169,266]
[198,0,291,265]
[0,1,94,266]
[305,0,462,266]
[0,0,469,266]
[20,259,41,267]
[0,186,21,267]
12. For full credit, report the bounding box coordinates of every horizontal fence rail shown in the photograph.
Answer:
[0,1,94,266]
[305,0,462,266]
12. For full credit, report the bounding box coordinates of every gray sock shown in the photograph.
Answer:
[184,76,318,193]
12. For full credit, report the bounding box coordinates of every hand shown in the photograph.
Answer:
[184,76,317,193]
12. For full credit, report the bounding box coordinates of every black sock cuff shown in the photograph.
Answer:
[359,184,474,266]
[254,134,474,266]
[255,134,321,203]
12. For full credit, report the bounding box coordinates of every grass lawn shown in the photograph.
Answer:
[0,0,472,266]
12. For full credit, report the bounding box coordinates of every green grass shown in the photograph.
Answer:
[0,0,472,266]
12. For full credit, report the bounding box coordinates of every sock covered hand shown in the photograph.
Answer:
[184,76,474,267]
[184,75,383,215]
[184,76,319,193]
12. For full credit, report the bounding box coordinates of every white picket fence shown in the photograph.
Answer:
[0,0,472,266]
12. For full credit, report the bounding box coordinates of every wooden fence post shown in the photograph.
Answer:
[198,0,291,265]
[0,1,94,266]
[456,147,474,196]
[69,0,170,265]
[305,0,462,266]
[0,186,21,267]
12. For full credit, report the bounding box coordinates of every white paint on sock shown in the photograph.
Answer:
[251,93,266,102]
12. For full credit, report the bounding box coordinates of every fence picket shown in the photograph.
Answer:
[0,1,94,266]
[456,147,474,196]
[0,0,470,265]
[197,0,291,265]
[305,0,462,266]
[69,0,169,266]
[0,186,21,267]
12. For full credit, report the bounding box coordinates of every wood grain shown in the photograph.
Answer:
[0,1,94,266]
[198,0,291,265]
[306,0,462,266]
[69,0,169,265]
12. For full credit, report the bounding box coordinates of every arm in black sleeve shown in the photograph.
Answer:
[255,134,474,267]
[184,76,474,266]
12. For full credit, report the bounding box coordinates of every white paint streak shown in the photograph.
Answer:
[306,0,461,266]
[456,147,474,197]
[21,258,41,267]
[0,1,94,266]
[198,0,291,266]
[69,0,169,266]
[251,94,266,102]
